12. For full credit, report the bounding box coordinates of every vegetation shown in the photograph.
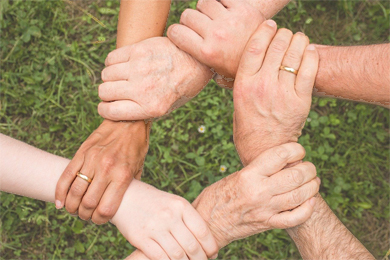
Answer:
[1,0,389,259]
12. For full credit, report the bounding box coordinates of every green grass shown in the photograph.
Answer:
[1,0,389,259]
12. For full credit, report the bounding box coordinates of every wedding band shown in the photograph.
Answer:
[76,172,92,184]
[280,65,298,75]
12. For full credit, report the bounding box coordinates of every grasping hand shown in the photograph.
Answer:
[55,120,150,224]
[124,143,320,259]
[111,180,218,260]
[233,20,319,165]
[167,0,264,88]
[98,37,214,121]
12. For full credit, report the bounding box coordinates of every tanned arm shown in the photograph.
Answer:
[287,194,375,259]
[314,44,390,107]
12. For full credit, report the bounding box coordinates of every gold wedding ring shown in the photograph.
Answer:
[76,172,92,184]
[280,65,298,75]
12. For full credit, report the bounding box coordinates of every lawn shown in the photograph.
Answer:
[1,0,389,259]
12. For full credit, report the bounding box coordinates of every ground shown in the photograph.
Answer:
[0,0,389,259]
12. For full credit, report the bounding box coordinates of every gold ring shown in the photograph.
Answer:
[280,65,298,75]
[76,172,92,184]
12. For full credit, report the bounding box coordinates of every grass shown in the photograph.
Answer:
[1,0,389,259]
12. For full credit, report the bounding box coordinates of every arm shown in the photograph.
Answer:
[287,194,374,259]
[313,44,390,107]
[232,22,374,259]
[54,0,171,224]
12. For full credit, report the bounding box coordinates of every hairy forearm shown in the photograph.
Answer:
[287,194,374,260]
[314,44,390,107]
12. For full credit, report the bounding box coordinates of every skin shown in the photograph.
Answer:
[167,0,390,106]
[55,0,172,225]
[96,0,292,121]
[231,12,374,260]
[1,134,318,259]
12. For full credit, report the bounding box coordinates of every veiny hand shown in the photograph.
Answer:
[55,120,150,224]
[123,143,319,259]
[193,143,320,248]
[98,37,214,121]
[167,0,264,88]
[111,180,218,260]
[233,20,319,166]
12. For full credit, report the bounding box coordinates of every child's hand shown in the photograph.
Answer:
[111,180,218,260]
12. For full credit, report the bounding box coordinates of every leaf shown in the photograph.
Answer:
[98,7,117,15]
[74,241,85,253]
[195,157,205,166]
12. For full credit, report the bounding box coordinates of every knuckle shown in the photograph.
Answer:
[101,156,115,171]
[200,45,216,60]
[303,161,317,176]
[187,241,200,254]
[96,205,114,219]
[246,38,265,55]
[150,251,166,260]
[196,225,210,240]
[212,29,228,42]
[290,188,302,206]
[285,50,301,62]
[172,249,185,259]
[70,183,86,197]
[290,168,304,185]
[81,197,98,210]
[274,145,289,159]
[271,39,288,53]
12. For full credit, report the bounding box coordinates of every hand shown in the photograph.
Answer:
[193,143,319,248]
[111,180,218,260]
[98,37,214,121]
[233,21,319,166]
[123,143,319,259]
[167,0,264,88]
[55,120,150,224]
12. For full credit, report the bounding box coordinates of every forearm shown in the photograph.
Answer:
[287,194,374,259]
[117,0,171,48]
[0,134,68,202]
[314,44,390,107]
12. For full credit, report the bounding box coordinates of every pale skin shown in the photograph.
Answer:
[55,0,173,225]
[0,134,319,259]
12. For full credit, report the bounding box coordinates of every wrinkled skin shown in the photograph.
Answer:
[98,37,214,121]
[123,143,320,259]
[233,21,319,166]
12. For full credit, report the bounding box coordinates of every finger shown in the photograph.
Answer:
[279,32,309,88]
[182,207,218,258]
[273,178,320,211]
[98,101,148,121]
[236,20,277,77]
[269,197,316,229]
[98,81,131,102]
[196,0,227,19]
[180,9,211,37]
[246,142,306,177]
[55,155,84,209]
[167,24,203,60]
[170,224,206,260]
[219,0,237,8]
[104,45,133,66]
[78,177,109,220]
[138,239,170,260]
[101,62,130,82]
[65,166,94,214]
[261,28,293,76]
[295,44,319,99]
[91,180,130,225]
[155,233,188,260]
[266,161,317,196]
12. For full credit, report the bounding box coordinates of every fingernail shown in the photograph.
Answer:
[55,200,63,209]
[211,254,218,259]
[266,20,276,27]
[316,176,321,185]
[307,44,316,51]
[309,197,316,207]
